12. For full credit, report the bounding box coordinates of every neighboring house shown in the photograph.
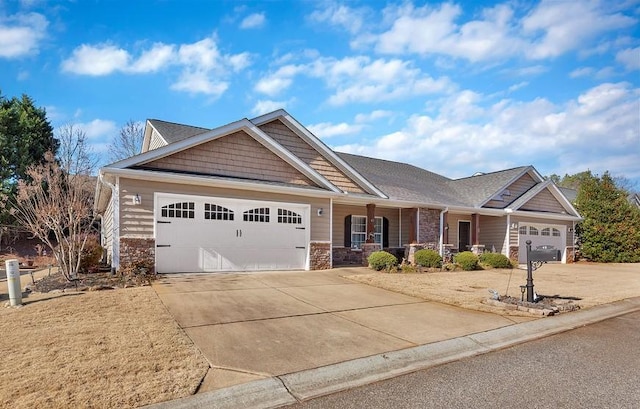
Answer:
[94,110,582,273]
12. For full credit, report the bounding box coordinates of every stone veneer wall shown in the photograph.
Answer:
[332,247,363,265]
[309,242,331,270]
[565,246,576,263]
[119,238,155,273]
[509,245,519,262]
[418,208,440,243]
[361,243,382,266]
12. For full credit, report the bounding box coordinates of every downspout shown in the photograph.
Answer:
[329,197,333,269]
[439,207,448,256]
[98,172,119,273]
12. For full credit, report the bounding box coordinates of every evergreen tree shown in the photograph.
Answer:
[0,92,59,225]
[575,172,640,262]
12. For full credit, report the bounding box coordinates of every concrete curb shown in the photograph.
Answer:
[143,297,640,409]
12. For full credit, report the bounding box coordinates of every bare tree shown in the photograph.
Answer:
[11,152,98,281]
[109,120,144,162]
[56,123,99,176]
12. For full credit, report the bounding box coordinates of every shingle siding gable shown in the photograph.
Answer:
[140,131,316,186]
[259,119,367,194]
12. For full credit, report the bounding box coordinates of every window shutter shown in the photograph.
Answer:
[344,215,352,248]
[383,217,389,248]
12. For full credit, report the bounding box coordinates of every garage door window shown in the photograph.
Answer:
[277,208,302,224]
[519,226,527,235]
[244,207,270,222]
[552,228,561,237]
[529,227,538,235]
[204,203,234,221]
[161,202,195,219]
[541,228,550,236]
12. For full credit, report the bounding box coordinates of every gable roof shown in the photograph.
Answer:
[111,118,343,194]
[148,119,210,144]
[448,166,540,207]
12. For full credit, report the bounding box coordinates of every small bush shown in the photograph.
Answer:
[479,253,513,269]
[79,235,103,273]
[414,249,442,268]
[120,259,156,285]
[454,251,479,271]
[368,251,398,271]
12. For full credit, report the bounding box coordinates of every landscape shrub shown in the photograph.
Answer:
[479,253,512,269]
[79,235,103,273]
[368,251,398,271]
[414,249,442,268]
[454,251,479,271]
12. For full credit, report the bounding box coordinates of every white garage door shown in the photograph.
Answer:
[518,223,566,263]
[155,193,310,273]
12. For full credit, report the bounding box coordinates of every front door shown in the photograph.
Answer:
[458,221,471,251]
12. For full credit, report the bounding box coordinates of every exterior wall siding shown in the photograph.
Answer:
[485,173,537,208]
[259,120,367,194]
[478,215,507,254]
[520,189,566,213]
[332,204,401,248]
[149,130,166,151]
[143,131,315,187]
[101,197,114,265]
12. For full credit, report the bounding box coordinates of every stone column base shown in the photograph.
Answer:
[471,244,485,255]
[362,243,382,267]
[309,242,331,270]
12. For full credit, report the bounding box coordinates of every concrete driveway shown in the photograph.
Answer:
[152,268,523,392]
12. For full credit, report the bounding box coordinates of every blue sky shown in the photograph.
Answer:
[1,0,639,187]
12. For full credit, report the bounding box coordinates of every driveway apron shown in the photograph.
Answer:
[152,268,516,392]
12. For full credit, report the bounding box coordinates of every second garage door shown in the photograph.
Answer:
[155,193,310,273]
[518,223,566,263]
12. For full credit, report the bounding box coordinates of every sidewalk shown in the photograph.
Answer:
[146,296,640,409]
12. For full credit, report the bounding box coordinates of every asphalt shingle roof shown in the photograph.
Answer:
[447,166,531,207]
[148,119,210,144]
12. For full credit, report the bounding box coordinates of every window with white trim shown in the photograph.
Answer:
[519,226,527,235]
[529,226,538,236]
[351,216,382,249]
[541,228,550,236]
[204,203,234,221]
[277,208,302,224]
[161,202,195,219]
[552,228,561,237]
[243,207,270,223]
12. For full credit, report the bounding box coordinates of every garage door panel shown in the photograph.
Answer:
[155,193,310,273]
[518,223,565,263]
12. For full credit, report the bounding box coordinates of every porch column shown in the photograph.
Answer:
[366,203,376,243]
[408,208,418,244]
[471,213,480,245]
[443,211,449,244]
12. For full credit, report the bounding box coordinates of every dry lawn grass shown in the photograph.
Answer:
[0,286,209,409]
[344,262,640,316]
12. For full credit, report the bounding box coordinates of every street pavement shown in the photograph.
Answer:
[286,310,640,408]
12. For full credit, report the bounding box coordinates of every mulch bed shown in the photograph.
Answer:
[31,271,153,293]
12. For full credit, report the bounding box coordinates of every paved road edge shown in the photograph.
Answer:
[143,296,640,409]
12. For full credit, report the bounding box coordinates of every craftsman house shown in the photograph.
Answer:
[94,110,581,273]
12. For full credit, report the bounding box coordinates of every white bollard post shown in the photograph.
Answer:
[5,259,22,306]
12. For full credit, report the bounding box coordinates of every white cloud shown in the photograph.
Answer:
[170,70,229,97]
[522,0,635,59]
[251,99,289,116]
[240,13,266,29]
[129,43,175,73]
[354,110,393,123]
[75,119,118,140]
[333,83,640,181]
[307,122,364,138]
[254,64,302,96]
[616,47,640,71]
[309,3,366,34]
[61,43,130,75]
[61,35,251,96]
[570,67,595,78]
[0,12,48,58]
